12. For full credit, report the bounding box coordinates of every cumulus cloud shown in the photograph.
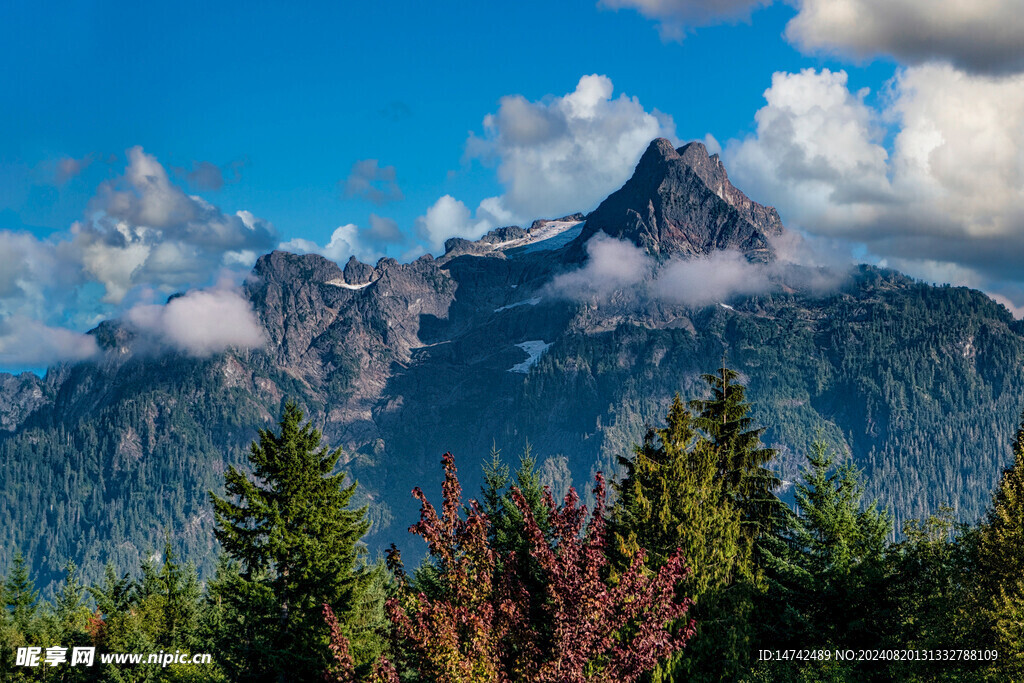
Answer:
[0,146,276,368]
[280,213,409,263]
[414,195,501,253]
[726,64,1024,312]
[280,224,368,263]
[343,159,404,204]
[75,146,276,303]
[465,74,676,221]
[787,0,1024,75]
[601,0,770,40]
[125,286,264,357]
[0,317,100,368]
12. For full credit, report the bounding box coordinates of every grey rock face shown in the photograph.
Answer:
[0,372,48,431]
[577,138,785,261]
[344,256,375,285]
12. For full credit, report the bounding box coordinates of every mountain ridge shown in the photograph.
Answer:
[2,139,1024,592]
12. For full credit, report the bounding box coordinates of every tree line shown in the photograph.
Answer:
[2,366,1023,681]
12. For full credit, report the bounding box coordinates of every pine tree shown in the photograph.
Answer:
[209,401,378,681]
[976,414,1024,679]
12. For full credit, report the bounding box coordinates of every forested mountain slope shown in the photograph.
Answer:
[2,138,1023,591]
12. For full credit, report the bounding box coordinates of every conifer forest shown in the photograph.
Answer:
[3,367,1023,682]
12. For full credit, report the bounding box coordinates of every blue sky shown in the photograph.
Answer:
[2,0,1023,370]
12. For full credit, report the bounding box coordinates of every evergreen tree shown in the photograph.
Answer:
[975,413,1024,679]
[757,440,890,680]
[209,400,378,681]
[4,552,38,638]
[610,395,742,595]
[689,365,783,553]
[609,395,749,683]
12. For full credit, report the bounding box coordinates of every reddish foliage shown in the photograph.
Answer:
[323,603,356,683]
[385,452,695,683]
[85,608,106,645]
[323,603,400,683]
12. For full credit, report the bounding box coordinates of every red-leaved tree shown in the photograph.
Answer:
[382,451,695,683]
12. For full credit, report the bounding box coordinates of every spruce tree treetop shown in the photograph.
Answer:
[4,551,38,636]
[209,400,373,680]
[689,365,784,546]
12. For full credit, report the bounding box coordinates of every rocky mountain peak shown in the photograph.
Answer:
[252,250,344,285]
[576,137,785,262]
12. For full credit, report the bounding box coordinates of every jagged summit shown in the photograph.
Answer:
[575,137,785,261]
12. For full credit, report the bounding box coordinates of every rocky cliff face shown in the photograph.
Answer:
[577,138,785,261]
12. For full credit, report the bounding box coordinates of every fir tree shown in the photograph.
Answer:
[209,401,378,681]
[4,552,38,638]
[610,395,742,595]
[689,365,783,552]
[758,440,890,678]
[975,413,1024,679]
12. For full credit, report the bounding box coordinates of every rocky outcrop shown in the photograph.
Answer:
[577,138,785,261]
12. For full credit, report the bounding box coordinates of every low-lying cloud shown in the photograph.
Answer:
[548,233,848,307]
[126,286,265,357]
[0,317,101,368]
[547,234,652,300]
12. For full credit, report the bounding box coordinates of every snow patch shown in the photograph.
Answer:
[494,296,542,313]
[508,340,552,374]
[326,278,373,290]
[496,221,584,255]
[719,303,734,310]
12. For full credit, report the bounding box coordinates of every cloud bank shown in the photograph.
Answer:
[0,147,277,368]
[126,286,265,357]
[548,234,840,307]
[726,65,1024,309]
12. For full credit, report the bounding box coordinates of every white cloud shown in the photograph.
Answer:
[415,195,499,253]
[654,249,773,306]
[76,146,277,303]
[465,74,677,221]
[281,223,383,264]
[0,317,100,368]
[726,64,1024,313]
[787,0,1024,75]
[0,147,277,368]
[547,234,654,301]
[600,0,771,41]
[126,286,265,357]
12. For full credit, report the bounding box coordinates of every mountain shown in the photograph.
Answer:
[577,138,784,261]
[3,138,1024,591]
